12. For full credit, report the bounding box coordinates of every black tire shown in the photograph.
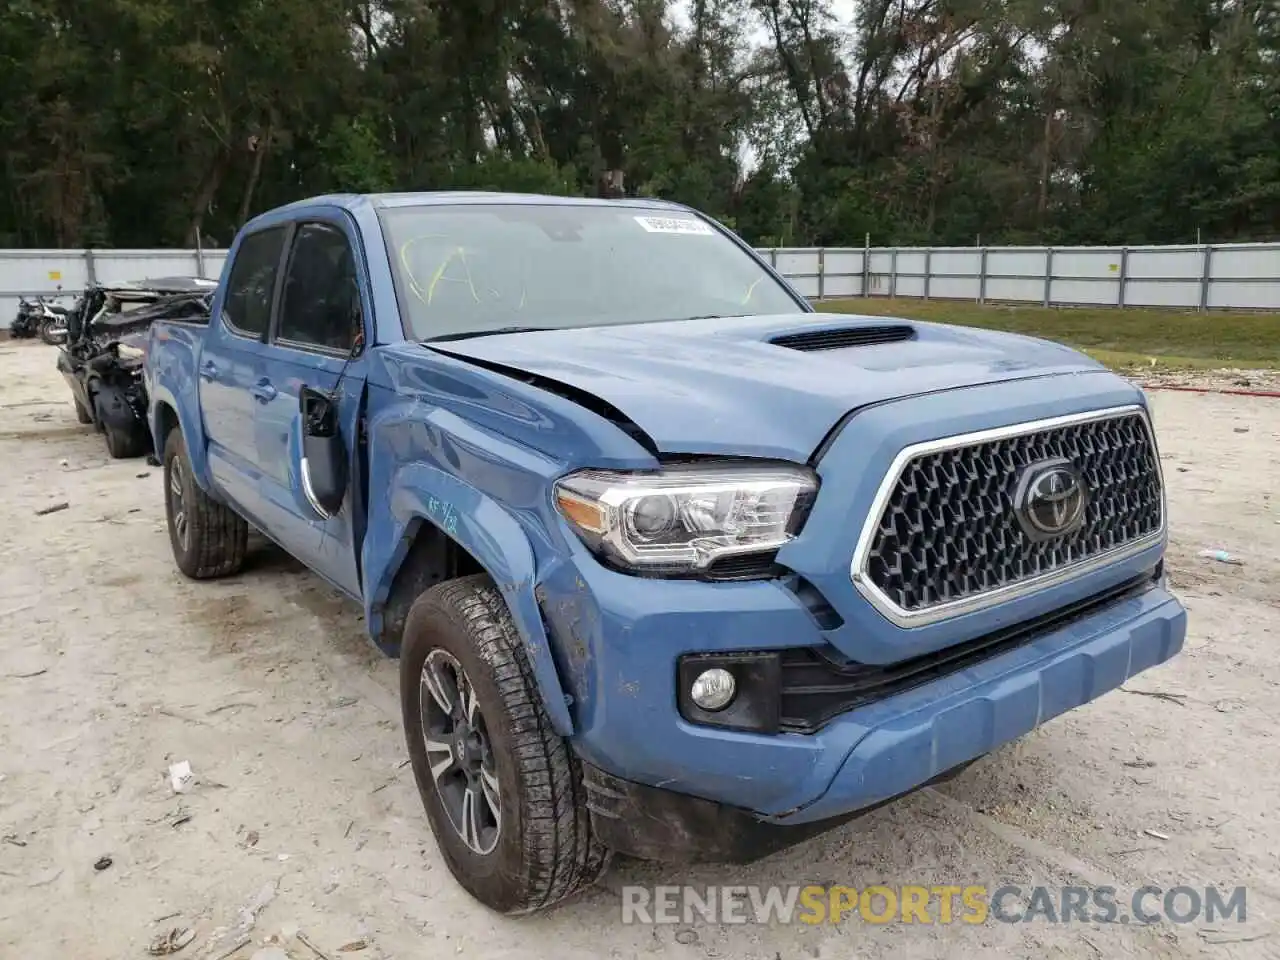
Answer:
[102,418,147,458]
[401,574,608,914]
[73,398,92,425]
[163,426,248,579]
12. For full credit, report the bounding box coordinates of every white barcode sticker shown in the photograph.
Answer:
[634,215,715,235]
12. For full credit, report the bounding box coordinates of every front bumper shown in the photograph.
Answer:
[787,577,1184,824]
[543,557,1185,836]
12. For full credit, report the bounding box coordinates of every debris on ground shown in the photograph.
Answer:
[297,931,335,960]
[1198,929,1271,945]
[149,927,197,956]
[1198,548,1244,565]
[94,855,113,871]
[27,867,63,888]
[202,882,277,960]
[147,804,191,827]
[1143,829,1170,841]
[338,941,368,953]
[208,935,251,960]
[169,760,194,793]
[1121,688,1188,706]
[34,501,69,516]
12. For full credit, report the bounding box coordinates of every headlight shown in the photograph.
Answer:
[553,463,817,576]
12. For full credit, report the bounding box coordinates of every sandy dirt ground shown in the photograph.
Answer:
[0,340,1277,960]
[1138,367,1280,394]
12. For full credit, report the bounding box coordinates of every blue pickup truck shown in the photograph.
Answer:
[145,192,1186,914]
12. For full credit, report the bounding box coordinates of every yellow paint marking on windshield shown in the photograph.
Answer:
[458,250,479,303]
[424,246,479,305]
[424,249,458,303]
[399,233,470,307]
[398,237,431,304]
[741,277,763,304]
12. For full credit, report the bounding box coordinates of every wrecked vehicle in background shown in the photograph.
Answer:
[57,277,215,458]
[9,295,70,343]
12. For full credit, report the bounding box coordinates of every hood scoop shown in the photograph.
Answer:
[770,323,915,352]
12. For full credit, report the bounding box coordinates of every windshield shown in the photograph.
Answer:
[377,203,803,340]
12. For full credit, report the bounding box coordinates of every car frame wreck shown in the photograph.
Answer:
[57,277,215,458]
[143,191,1187,915]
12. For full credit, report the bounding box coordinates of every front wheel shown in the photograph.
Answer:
[401,574,608,914]
[163,426,248,579]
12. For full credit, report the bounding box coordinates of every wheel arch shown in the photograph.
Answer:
[154,399,180,455]
[149,386,213,491]
[363,462,574,737]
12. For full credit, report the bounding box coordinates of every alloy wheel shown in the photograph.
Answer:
[419,649,501,855]
[169,457,189,552]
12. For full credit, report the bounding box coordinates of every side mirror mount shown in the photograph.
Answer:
[300,386,347,518]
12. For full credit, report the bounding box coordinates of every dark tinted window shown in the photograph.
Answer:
[223,227,285,338]
[277,222,361,352]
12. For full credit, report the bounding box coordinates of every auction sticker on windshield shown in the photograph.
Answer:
[634,215,715,235]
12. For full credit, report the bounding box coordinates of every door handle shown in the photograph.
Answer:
[251,379,277,404]
[199,360,218,381]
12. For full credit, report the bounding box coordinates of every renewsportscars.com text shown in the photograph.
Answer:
[620,884,1248,926]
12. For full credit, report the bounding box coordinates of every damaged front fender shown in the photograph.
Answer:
[362,459,577,737]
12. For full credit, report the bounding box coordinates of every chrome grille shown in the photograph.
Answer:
[853,407,1164,625]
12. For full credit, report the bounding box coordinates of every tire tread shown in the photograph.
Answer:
[407,574,608,914]
[164,427,247,579]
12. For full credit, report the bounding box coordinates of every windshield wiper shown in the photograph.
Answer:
[424,326,552,343]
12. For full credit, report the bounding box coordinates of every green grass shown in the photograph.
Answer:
[819,298,1280,372]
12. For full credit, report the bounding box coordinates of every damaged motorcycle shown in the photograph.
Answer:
[9,296,70,342]
[56,277,215,458]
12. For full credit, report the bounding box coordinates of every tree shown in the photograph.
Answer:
[0,0,1275,247]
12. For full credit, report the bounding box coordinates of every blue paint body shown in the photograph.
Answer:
[144,191,1186,823]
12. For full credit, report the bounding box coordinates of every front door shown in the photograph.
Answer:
[254,218,369,597]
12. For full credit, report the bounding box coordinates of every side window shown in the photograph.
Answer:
[222,226,286,338]
[277,222,362,353]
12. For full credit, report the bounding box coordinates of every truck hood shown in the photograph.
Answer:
[428,313,1110,462]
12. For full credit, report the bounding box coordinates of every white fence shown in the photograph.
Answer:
[0,249,231,324]
[762,243,1280,310]
[3,242,1279,322]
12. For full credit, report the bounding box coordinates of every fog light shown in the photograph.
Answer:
[690,668,736,711]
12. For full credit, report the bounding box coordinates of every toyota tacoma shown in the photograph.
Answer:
[144,192,1186,914]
